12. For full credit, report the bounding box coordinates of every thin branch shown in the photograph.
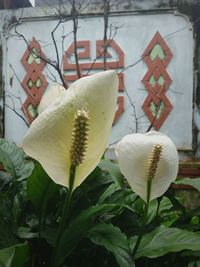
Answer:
[70,0,81,78]
[85,22,123,75]
[124,87,139,133]
[5,103,29,127]
[146,100,163,132]
[51,19,62,69]
[9,64,34,101]
[45,63,58,83]
[103,0,110,70]
[50,18,68,88]
[5,91,23,105]
[15,22,68,88]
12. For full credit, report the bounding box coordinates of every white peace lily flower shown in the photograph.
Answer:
[37,83,66,114]
[23,70,118,190]
[116,131,178,202]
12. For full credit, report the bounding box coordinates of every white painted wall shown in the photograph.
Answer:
[3,11,193,152]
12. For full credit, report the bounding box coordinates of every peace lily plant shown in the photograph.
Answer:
[23,77,179,265]
[1,70,199,267]
[23,70,118,267]
[116,131,179,258]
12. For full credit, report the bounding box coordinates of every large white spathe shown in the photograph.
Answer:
[37,83,66,114]
[23,70,118,190]
[116,131,178,202]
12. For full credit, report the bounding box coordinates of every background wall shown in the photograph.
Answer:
[0,0,199,162]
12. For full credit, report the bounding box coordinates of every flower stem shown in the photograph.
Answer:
[132,178,152,260]
[50,164,76,267]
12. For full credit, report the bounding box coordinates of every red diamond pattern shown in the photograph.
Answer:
[141,31,173,130]
[21,38,48,125]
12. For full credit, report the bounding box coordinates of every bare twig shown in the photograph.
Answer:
[9,64,34,101]
[124,87,139,133]
[15,20,68,88]
[146,100,163,132]
[103,0,110,70]
[70,0,81,78]
[5,103,29,127]
[50,18,68,88]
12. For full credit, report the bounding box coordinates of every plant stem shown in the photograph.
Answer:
[132,178,152,260]
[50,165,76,267]
[155,197,162,218]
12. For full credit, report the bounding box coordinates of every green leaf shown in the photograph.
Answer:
[183,250,200,257]
[123,189,137,207]
[191,216,200,225]
[174,178,200,192]
[41,228,57,246]
[99,159,125,190]
[188,260,200,267]
[87,223,134,267]
[0,139,34,181]
[27,162,60,214]
[146,199,158,224]
[98,182,121,203]
[158,197,173,214]
[131,198,158,224]
[0,171,12,184]
[0,218,18,249]
[0,243,29,267]
[58,203,123,266]
[16,227,38,239]
[158,197,179,227]
[130,225,200,259]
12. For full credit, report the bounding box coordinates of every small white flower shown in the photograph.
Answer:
[115,131,178,202]
[23,70,118,190]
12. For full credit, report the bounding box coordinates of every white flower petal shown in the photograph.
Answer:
[38,83,66,114]
[23,70,118,189]
[116,131,178,202]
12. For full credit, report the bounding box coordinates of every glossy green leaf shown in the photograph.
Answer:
[87,223,134,267]
[27,162,60,214]
[98,182,121,203]
[130,225,200,259]
[174,178,200,192]
[16,227,38,239]
[0,139,34,181]
[0,218,18,249]
[123,189,137,207]
[183,250,200,257]
[58,203,123,266]
[188,261,200,267]
[0,172,12,191]
[0,171,12,184]
[158,197,178,226]
[146,199,158,224]
[158,197,173,213]
[0,243,29,267]
[99,159,125,190]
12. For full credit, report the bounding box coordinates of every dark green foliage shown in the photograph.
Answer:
[130,225,200,259]
[0,138,34,181]
[0,138,199,267]
[174,177,200,192]
[87,223,134,267]
[0,243,29,267]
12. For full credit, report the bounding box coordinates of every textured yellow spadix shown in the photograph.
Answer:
[70,109,89,166]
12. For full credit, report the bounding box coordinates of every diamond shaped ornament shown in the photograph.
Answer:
[141,31,173,130]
